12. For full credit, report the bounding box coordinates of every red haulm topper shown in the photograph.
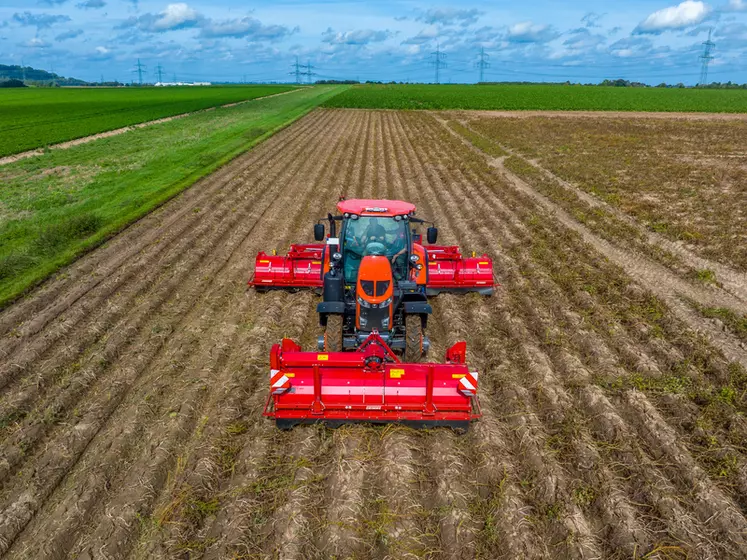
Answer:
[264,331,481,431]
[251,244,493,295]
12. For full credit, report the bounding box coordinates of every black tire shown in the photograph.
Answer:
[324,314,344,352]
[404,314,425,363]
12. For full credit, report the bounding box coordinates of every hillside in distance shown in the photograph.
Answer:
[0,64,89,86]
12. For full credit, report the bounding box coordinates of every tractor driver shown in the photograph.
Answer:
[363,223,387,249]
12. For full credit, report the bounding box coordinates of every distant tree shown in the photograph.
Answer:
[0,78,27,88]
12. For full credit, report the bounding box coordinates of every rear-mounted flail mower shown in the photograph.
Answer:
[250,199,494,431]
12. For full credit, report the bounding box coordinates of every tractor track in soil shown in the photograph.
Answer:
[1,108,746,559]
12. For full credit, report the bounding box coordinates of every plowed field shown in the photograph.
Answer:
[1,109,746,559]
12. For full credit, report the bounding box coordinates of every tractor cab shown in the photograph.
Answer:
[341,215,410,284]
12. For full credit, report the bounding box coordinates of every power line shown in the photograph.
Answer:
[133,58,146,85]
[290,56,303,84]
[303,60,317,84]
[430,43,447,84]
[699,28,715,85]
[155,63,165,83]
[475,47,490,83]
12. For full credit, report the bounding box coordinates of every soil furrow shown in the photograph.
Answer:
[139,110,367,557]
[0,110,350,556]
[79,109,362,558]
[445,121,747,366]
[1,108,745,559]
[0,108,328,342]
[411,110,747,555]
[389,111,585,556]
[0,111,346,488]
[0,111,334,394]
[456,118,747,304]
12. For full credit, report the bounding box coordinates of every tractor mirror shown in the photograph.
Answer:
[314,223,325,241]
[427,226,438,244]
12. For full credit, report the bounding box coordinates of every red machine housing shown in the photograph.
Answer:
[251,243,493,294]
[264,332,481,430]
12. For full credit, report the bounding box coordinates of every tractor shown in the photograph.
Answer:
[251,199,494,430]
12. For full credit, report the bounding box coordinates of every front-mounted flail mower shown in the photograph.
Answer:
[250,198,494,431]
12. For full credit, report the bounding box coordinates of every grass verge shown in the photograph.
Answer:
[0,85,347,308]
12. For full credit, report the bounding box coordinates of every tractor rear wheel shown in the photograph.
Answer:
[404,315,425,362]
[324,314,344,352]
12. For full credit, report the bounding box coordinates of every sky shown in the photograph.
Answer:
[1,0,746,85]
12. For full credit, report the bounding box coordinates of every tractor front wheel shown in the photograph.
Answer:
[404,315,425,362]
[324,314,344,352]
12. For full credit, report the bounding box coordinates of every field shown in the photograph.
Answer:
[1,108,746,559]
[323,84,747,112]
[0,85,345,308]
[0,85,296,157]
[459,113,747,271]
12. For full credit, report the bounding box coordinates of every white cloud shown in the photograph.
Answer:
[322,28,394,45]
[120,3,201,33]
[155,3,199,31]
[634,1,711,34]
[77,0,106,9]
[21,37,50,48]
[200,17,295,40]
[506,21,559,43]
[727,0,746,10]
[13,11,71,30]
[401,25,439,45]
[95,46,109,54]
[563,28,607,50]
[55,28,83,41]
[417,8,483,27]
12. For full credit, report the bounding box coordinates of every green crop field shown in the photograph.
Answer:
[323,83,747,112]
[0,85,296,157]
[0,85,345,306]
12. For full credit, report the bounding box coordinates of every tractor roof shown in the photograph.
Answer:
[336,199,416,217]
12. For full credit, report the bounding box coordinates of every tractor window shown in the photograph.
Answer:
[343,217,408,283]
[360,280,375,297]
[375,280,390,297]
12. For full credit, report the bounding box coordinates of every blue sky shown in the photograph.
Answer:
[1,0,746,84]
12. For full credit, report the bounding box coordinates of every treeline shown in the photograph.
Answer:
[0,79,27,88]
